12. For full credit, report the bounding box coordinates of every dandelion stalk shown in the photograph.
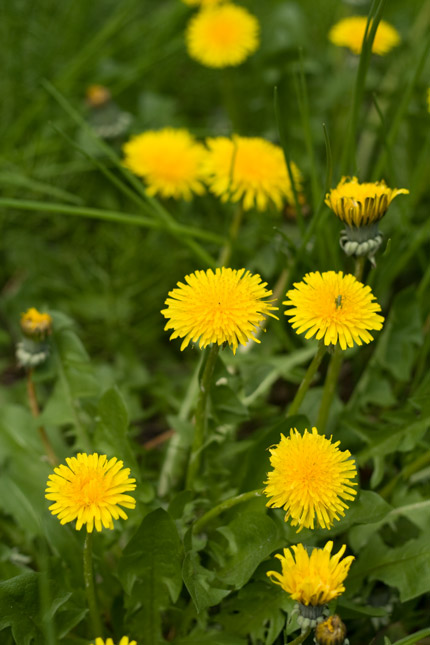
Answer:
[186,344,220,489]
[192,489,262,534]
[287,342,326,416]
[218,202,244,267]
[287,628,311,645]
[316,345,343,433]
[83,532,103,638]
[26,368,58,465]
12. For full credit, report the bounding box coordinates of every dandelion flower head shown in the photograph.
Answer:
[284,271,384,350]
[203,135,302,211]
[91,639,137,645]
[122,128,206,200]
[329,16,400,55]
[267,541,354,606]
[182,0,223,5]
[264,428,357,531]
[46,453,136,532]
[161,267,278,354]
[186,3,259,68]
[325,176,409,227]
[21,308,52,338]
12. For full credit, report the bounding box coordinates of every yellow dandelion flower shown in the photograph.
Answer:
[91,638,137,645]
[264,428,357,531]
[161,267,278,354]
[203,136,302,211]
[86,84,111,107]
[328,16,400,55]
[325,176,409,227]
[186,3,259,68]
[20,307,52,338]
[284,271,384,350]
[267,541,354,606]
[122,128,206,200]
[45,453,136,533]
[182,0,222,5]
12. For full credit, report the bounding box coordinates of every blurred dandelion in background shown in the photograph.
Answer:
[161,267,278,353]
[46,453,136,532]
[328,16,400,55]
[284,271,384,349]
[186,3,260,68]
[90,638,137,645]
[203,135,302,211]
[122,128,207,200]
[264,428,357,531]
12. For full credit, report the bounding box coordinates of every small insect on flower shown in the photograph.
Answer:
[45,453,136,532]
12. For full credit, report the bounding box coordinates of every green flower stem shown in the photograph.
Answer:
[218,202,244,267]
[316,344,343,433]
[379,450,430,500]
[354,256,366,282]
[192,489,262,534]
[83,532,103,638]
[186,344,220,489]
[287,628,311,645]
[26,369,58,466]
[287,342,327,417]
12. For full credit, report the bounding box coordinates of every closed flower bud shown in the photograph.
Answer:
[315,614,347,645]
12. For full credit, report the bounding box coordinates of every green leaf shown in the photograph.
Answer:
[182,550,230,613]
[211,383,249,424]
[173,631,246,645]
[212,508,282,589]
[94,386,139,475]
[390,628,430,645]
[119,508,182,644]
[374,287,423,381]
[351,534,430,601]
[217,581,292,645]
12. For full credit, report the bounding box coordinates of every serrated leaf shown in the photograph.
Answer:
[182,550,230,613]
[119,508,182,645]
[213,509,282,588]
[94,386,139,475]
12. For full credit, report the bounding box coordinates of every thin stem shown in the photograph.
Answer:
[354,256,366,282]
[26,369,58,465]
[287,342,326,417]
[217,202,244,267]
[287,628,311,645]
[186,344,220,489]
[316,344,343,433]
[192,489,262,534]
[83,532,103,638]
[379,449,430,500]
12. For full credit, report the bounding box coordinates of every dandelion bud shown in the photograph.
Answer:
[20,308,52,339]
[315,614,347,645]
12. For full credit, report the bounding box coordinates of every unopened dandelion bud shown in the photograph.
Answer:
[315,614,348,645]
[86,84,111,108]
[20,308,52,339]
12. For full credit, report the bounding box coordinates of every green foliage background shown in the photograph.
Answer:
[1,0,430,643]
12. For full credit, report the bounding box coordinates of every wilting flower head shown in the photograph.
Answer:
[21,308,52,338]
[86,84,111,108]
[90,638,137,645]
[267,542,354,606]
[329,16,400,55]
[45,453,136,532]
[284,271,384,350]
[186,3,259,68]
[325,177,408,228]
[315,615,347,645]
[122,128,206,200]
[161,267,278,354]
[203,136,302,211]
[264,428,357,531]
